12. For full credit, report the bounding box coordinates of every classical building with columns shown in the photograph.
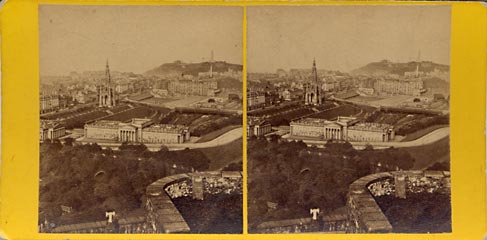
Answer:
[84,118,190,144]
[290,116,394,142]
[247,117,272,138]
[347,122,395,142]
[40,120,66,142]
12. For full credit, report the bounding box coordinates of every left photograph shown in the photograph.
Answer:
[38,5,243,234]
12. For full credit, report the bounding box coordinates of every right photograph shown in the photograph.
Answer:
[246,5,451,234]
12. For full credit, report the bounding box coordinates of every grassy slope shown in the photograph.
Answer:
[401,124,449,142]
[196,125,241,143]
[403,136,450,170]
[200,138,243,171]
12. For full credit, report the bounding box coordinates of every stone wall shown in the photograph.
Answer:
[146,171,242,233]
[347,170,450,233]
[255,217,320,233]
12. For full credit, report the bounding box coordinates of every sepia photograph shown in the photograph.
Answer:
[247,5,451,233]
[38,5,243,234]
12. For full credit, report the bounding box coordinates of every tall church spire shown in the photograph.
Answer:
[312,58,318,83]
[305,58,322,105]
[415,50,421,77]
[210,50,214,78]
[105,59,111,85]
[98,60,116,108]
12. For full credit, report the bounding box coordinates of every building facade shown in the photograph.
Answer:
[142,124,190,144]
[247,118,272,138]
[40,120,66,141]
[290,116,394,142]
[40,95,60,114]
[84,118,190,144]
[373,78,423,96]
[168,79,218,97]
[247,90,266,110]
[347,123,395,142]
[84,120,119,141]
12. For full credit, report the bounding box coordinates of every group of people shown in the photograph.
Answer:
[164,180,192,198]
[203,177,242,195]
[368,179,395,197]
[162,176,243,200]
[367,175,449,197]
[407,176,448,194]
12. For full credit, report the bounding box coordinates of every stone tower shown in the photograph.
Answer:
[98,60,117,108]
[304,59,323,105]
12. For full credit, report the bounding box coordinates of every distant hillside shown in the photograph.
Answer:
[217,77,242,90]
[144,60,242,77]
[423,77,449,89]
[351,60,449,76]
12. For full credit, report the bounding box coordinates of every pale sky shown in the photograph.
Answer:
[39,5,243,76]
[247,5,451,73]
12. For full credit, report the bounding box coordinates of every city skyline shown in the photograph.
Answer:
[248,58,449,74]
[247,5,451,73]
[39,5,243,76]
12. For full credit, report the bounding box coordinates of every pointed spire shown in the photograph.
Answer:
[210,50,214,78]
[105,59,111,84]
[415,50,420,77]
[312,58,318,82]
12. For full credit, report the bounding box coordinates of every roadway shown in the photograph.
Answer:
[152,127,243,151]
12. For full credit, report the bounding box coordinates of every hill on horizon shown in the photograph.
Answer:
[351,60,449,76]
[144,60,242,77]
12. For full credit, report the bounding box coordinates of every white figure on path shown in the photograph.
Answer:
[106,211,116,223]
[310,208,320,220]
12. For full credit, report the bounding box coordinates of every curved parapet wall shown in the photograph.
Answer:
[145,171,243,233]
[146,173,192,233]
[347,170,450,233]
[347,172,394,233]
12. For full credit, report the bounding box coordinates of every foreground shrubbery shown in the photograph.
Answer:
[247,139,415,230]
[375,192,451,233]
[172,193,242,233]
[39,140,210,225]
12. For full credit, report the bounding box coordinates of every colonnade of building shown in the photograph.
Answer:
[324,127,342,140]
[119,130,137,142]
